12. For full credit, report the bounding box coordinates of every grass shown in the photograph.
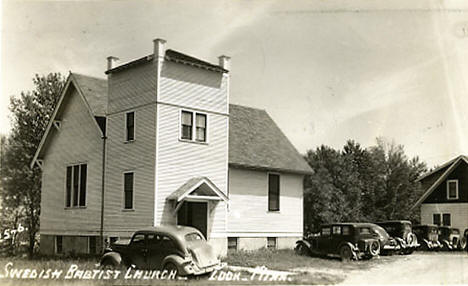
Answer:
[0,249,402,285]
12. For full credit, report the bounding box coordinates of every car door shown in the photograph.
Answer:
[147,233,177,270]
[127,233,148,269]
[316,226,332,254]
[330,225,343,254]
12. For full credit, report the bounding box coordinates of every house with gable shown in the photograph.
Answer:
[31,39,312,256]
[412,155,468,232]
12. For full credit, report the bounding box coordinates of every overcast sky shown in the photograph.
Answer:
[2,0,468,167]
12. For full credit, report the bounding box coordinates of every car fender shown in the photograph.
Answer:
[296,240,312,250]
[395,237,407,248]
[161,254,186,271]
[442,240,453,250]
[100,251,122,266]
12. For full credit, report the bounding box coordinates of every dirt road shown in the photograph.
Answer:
[341,252,468,284]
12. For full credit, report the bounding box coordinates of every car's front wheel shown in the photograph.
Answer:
[459,236,467,250]
[339,245,354,261]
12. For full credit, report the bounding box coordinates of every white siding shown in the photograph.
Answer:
[40,87,103,235]
[159,61,228,114]
[421,203,468,232]
[227,168,303,236]
[107,62,157,114]
[155,61,228,239]
[104,104,156,233]
[155,104,228,237]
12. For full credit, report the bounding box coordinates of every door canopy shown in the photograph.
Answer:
[167,177,228,214]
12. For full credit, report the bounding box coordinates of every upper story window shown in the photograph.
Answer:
[180,110,207,143]
[442,213,451,226]
[124,172,134,210]
[447,179,458,200]
[65,163,87,208]
[268,173,280,211]
[181,111,193,140]
[125,111,135,142]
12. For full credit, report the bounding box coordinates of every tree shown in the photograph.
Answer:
[303,138,427,232]
[1,73,64,257]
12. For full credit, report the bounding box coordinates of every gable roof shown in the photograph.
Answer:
[229,104,313,174]
[30,73,107,168]
[32,74,312,175]
[105,49,228,75]
[411,155,468,210]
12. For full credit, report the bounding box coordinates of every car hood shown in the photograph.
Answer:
[187,241,219,268]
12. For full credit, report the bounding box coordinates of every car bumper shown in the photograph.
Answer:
[181,262,225,276]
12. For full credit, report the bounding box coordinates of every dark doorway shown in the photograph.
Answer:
[177,202,208,238]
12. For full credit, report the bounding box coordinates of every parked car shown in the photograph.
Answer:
[368,223,400,255]
[295,223,382,261]
[100,225,222,276]
[438,226,462,251]
[463,229,468,251]
[376,220,419,254]
[412,225,441,250]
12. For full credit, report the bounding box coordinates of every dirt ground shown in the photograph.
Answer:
[339,252,468,285]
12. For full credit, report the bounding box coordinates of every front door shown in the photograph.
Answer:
[177,201,208,238]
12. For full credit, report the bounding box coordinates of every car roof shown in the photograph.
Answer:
[413,224,438,228]
[136,225,201,238]
[376,220,412,224]
[322,222,378,228]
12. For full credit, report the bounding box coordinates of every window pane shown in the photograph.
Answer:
[182,111,193,125]
[268,174,280,211]
[228,237,238,250]
[342,226,351,235]
[321,227,331,235]
[332,226,341,235]
[73,165,79,206]
[124,173,134,209]
[126,112,135,141]
[196,114,206,127]
[267,237,277,249]
[433,214,441,225]
[89,236,96,254]
[443,213,451,226]
[56,236,63,254]
[79,164,87,206]
[66,166,72,207]
[196,127,206,142]
[182,126,192,140]
[448,181,457,198]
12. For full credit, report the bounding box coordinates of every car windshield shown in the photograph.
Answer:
[452,229,460,234]
[185,232,204,241]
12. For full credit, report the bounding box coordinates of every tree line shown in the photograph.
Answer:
[303,139,427,233]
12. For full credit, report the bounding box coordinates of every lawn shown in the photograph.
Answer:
[0,249,401,285]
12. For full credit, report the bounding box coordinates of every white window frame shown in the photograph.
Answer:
[267,172,281,212]
[125,111,136,142]
[179,109,209,144]
[64,162,87,208]
[122,171,135,211]
[446,179,459,200]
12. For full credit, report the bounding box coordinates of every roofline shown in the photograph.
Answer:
[229,162,313,175]
[411,156,468,210]
[105,52,228,75]
[416,155,464,182]
[30,73,105,169]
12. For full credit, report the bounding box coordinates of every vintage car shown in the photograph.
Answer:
[412,224,441,250]
[100,225,222,276]
[295,223,384,261]
[376,220,419,254]
[369,223,400,255]
[438,226,463,251]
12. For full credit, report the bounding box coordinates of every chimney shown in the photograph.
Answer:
[107,56,119,70]
[218,55,231,71]
[153,38,167,59]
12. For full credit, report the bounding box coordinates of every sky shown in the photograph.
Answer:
[2,0,468,167]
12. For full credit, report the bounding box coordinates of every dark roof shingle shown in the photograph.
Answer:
[229,104,313,174]
[71,73,107,116]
